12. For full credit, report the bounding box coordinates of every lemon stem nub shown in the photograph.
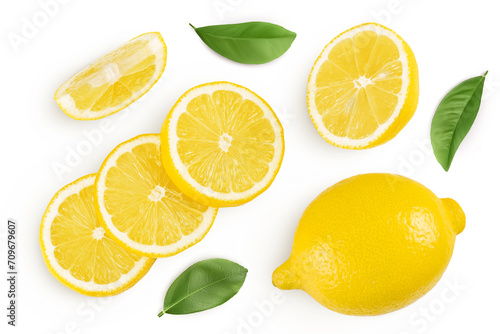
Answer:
[272,261,299,290]
[442,198,466,235]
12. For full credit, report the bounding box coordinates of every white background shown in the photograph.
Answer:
[1,0,499,333]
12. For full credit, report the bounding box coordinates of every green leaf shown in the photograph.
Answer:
[431,71,487,171]
[190,22,296,64]
[157,258,248,316]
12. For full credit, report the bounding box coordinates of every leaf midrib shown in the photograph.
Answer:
[444,72,487,167]
[198,31,295,41]
[192,24,295,41]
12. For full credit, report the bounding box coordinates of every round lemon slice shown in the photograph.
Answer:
[40,174,154,296]
[55,32,167,120]
[307,23,419,149]
[160,82,285,207]
[95,134,217,257]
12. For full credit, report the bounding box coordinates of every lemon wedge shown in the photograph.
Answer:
[55,32,167,120]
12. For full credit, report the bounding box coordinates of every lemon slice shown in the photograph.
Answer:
[160,82,285,207]
[55,32,167,120]
[40,174,154,296]
[307,23,419,149]
[95,134,217,257]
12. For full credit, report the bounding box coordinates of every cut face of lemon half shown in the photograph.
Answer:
[55,32,167,120]
[40,174,154,297]
[307,23,419,149]
[95,134,217,257]
[160,82,285,207]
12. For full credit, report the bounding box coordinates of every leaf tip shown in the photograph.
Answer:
[439,157,451,172]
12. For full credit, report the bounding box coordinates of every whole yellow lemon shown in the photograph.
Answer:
[272,173,465,316]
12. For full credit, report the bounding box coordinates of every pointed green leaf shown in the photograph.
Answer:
[431,71,487,171]
[158,258,247,316]
[190,21,296,64]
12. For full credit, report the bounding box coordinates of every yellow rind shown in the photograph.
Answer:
[272,173,464,315]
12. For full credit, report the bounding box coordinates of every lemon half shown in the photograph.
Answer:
[307,23,419,149]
